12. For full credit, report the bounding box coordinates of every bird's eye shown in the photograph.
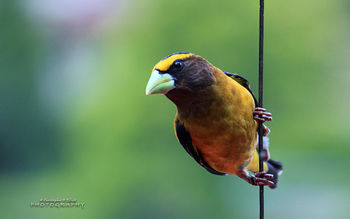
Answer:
[172,60,184,71]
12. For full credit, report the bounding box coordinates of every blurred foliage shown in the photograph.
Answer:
[1,0,350,218]
[0,0,61,173]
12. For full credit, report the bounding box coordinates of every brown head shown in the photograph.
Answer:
[145,52,217,105]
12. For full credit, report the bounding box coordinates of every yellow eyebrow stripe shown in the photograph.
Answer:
[152,53,192,72]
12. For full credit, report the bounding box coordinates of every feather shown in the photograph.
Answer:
[174,118,226,175]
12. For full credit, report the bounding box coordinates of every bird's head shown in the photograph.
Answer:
[145,52,215,98]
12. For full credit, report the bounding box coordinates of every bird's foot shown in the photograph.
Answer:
[250,171,274,187]
[253,107,272,137]
[253,107,272,123]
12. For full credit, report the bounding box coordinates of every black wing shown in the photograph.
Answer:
[224,72,257,105]
[175,119,226,175]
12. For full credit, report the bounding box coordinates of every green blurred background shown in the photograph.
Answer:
[1,0,349,218]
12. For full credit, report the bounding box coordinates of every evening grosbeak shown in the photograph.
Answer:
[145,52,282,188]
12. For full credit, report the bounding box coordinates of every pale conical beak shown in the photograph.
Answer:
[145,70,175,95]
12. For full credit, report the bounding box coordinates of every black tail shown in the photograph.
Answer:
[266,159,283,189]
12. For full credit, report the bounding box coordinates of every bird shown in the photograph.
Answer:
[145,52,282,188]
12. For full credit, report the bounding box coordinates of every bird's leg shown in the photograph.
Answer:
[237,170,274,187]
[253,107,272,161]
[262,125,270,136]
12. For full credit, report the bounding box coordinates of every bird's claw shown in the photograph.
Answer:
[250,171,274,187]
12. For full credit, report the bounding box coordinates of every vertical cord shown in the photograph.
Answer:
[258,0,265,219]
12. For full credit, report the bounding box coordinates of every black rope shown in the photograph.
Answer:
[258,0,265,219]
